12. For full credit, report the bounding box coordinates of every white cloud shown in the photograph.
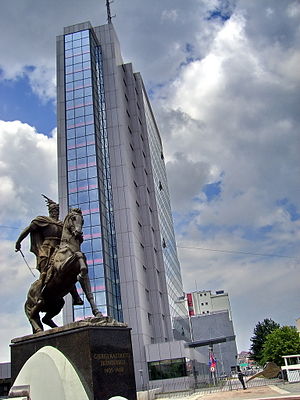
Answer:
[0,0,109,101]
[0,121,57,226]
[0,0,229,101]
[166,152,214,211]
[0,121,58,361]
[287,2,300,18]
[27,67,57,103]
[0,238,63,361]
[0,239,37,361]
[155,1,300,351]
[157,2,300,226]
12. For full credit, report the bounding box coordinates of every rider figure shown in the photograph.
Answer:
[15,195,83,306]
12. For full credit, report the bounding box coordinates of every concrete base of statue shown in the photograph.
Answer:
[10,318,137,400]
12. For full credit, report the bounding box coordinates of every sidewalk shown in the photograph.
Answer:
[192,382,300,400]
[156,382,300,400]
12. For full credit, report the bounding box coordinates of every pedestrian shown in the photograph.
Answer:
[238,371,246,390]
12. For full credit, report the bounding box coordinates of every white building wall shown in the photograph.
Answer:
[91,23,178,385]
[211,293,232,319]
[190,290,232,320]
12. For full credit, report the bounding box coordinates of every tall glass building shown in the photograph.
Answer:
[57,21,189,386]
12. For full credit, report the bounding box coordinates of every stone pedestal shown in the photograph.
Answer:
[11,319,137,400]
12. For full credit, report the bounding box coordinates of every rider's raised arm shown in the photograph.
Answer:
[15,223,37,251]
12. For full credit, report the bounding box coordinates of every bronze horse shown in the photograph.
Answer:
[25,208,103,333]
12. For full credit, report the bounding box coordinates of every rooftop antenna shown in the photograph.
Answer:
[106,0,116,24]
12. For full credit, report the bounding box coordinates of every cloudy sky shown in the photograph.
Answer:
[0,0,299,363]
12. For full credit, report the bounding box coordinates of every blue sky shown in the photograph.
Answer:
[0,73,55,136]
[0,0,299,362]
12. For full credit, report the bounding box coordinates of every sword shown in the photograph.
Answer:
[17,249,36,278]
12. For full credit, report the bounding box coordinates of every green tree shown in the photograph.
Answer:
[250,319,280,365]
[261,326,300,366]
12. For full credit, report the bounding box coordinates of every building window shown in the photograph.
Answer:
[145,289,150,301]
[148,358,187,381]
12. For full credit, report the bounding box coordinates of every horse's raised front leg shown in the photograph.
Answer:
[76,252,103,318]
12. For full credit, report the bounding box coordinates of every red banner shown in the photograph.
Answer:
[187,293,194,316]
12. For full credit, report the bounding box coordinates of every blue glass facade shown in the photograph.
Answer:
[63,28,122,321]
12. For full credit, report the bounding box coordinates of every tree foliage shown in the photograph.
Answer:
[250,318,280,364]
[261,326,300,366]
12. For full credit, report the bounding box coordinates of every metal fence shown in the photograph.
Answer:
[147,375,283,399]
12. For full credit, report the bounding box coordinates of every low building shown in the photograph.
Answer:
[190,310,238,376]
[0,362,11,397]
[186,290,232,320]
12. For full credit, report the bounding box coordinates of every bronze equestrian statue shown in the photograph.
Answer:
[15,195,83,306]
[15,197,103,333]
